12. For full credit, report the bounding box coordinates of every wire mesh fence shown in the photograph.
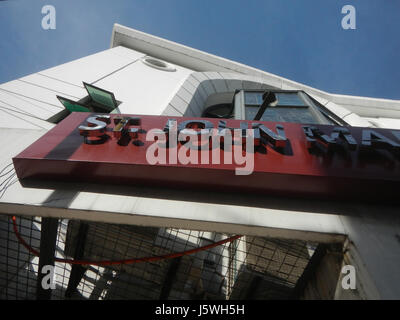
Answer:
[0,214,320,300]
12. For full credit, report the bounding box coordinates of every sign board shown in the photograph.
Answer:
[13,112,400,201]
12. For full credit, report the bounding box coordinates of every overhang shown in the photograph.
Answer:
[111,24,400,121]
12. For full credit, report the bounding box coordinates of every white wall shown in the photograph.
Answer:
[0,46,193,129]
[1,42,400,299]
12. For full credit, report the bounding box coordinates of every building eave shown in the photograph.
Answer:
[111,23,400,121]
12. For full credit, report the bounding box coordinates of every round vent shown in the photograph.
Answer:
[141,57,176,72]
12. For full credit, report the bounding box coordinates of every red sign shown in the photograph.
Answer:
[12,112,400,201]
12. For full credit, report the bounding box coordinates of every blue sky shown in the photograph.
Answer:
[0,0,399,99]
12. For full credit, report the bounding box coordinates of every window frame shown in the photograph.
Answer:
[83,82,119,112]
[234,89,346,126]
[56,95,92,113]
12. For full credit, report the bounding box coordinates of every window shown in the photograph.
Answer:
[236,90,339,125]
[56,96,91,113]
[202,90,346,125]
[201,92,236,119]
[52,83,121,124]
[83,82,118,111]
[241,91,323,124]
[202,90,347,125]
[202,104,234,119]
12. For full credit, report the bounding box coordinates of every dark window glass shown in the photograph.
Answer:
[275,92,306,107]
[56,96,91,113]
[83,82,117,111]
[244,91,306,107]
[202,104,233,119]
[245,105,319,123]
[244,92,264,105]
[243,91,326,124]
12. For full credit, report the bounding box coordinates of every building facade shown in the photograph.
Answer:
[0,24,399,300]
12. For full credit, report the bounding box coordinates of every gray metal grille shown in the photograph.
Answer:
[0,214,319,300]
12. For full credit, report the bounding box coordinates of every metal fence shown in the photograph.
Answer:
[0,214,322,300]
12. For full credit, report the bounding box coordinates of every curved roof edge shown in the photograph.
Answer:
[111,23,400,120]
